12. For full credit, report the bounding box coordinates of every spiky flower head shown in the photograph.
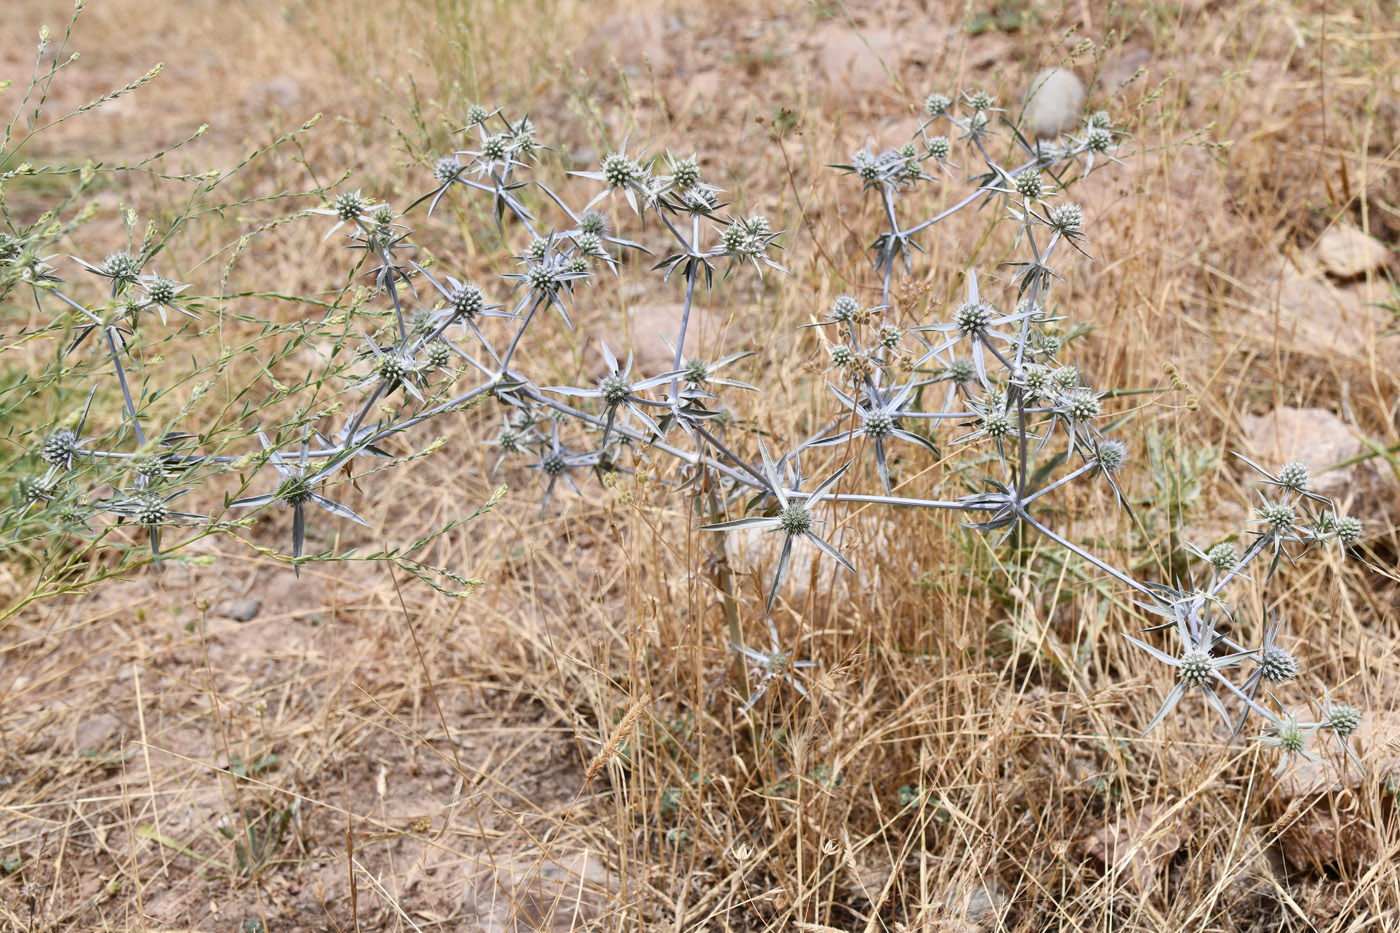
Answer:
[1038,334,1064,358]
[334,192,365,221]
[1086,126,1113,153]
[778,503,812,536]
[526,263,559,293]
[465,103,490,125]
[1269,715,1309,755]
[682,186,718,213]
[853,151,880,183]
[526,238,550,262]
[948,359,975,384]
[830,294,859,322]
[1021,364,1051,396]
[968,90,994,111]
[598,374,632,407]
[1053,365,1078,389]
[20,474,57,504]
[567,256,589,275]
[1179,648,1213,687]
[924,92,951,118]
[600,152,642,189]
[54,500,87,526]
[745,214,771,237]
[671,156,701,190]
[980,409,1011,439]
[1258,501,1295,534]
[1093,438,1129,473]
[41,429,80,468]
[1052,203,1080,236]
[879,324,901,349]
[1048,203,1084,235]
[136,494,169,525]
[574,232,605,258]
[448,282,485,319]
[1066,387,1101,421]
[1206,542,1238,571]
[541,452,566,476]
[116,296,147,321]
[426,340,452,369]
[925,135,951,160]
[102,252,142,282]
[1015,172,1043,199]
[497,427,522,453]
[276,476,313,506]
[682,358,709,384]
[377,351,417,383]
[1336,515,1363,545]
[829,344,853,366]
[434,155,462,183]
[1326,704,1361,737]
[512,119,538,155]
[579,211,609,236]
[1258,643,1299,684]
[863,409,896,439]
[1277,460,1310,493]
[719,222,756,256]
[144,276,179,306]
[954,300,993,336]
[133,454,166,478]
[1087,110,1112,128]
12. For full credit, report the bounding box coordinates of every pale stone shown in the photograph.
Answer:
[459,848,614,933]
[1238,406,1376,505]
[584,14,673,74]
[1314,223,1390,279]
[814,25,900,99]
[1080,803,1188,892]
[1025,68,1085,138]
[1266,257,1396,360]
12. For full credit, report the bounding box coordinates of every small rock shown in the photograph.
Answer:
[69,713,123,753]
[1270,257,1396,359]
[244,76,302,112]
[460,848,613,933]
[814,25,900,99]
[1025,68,1085,139]
[1270,711,1399,875]
[584,14,674,74]
[588,302,747,376]
[1278,807,1371,874]
[1314,223,1390,280]
[963,32,1013,70]
[216,597,262,623]
[1080,803,1188,891]
[1101,47,1151,89]
[1238,406,1390,512]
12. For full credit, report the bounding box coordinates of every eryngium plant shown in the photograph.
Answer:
[4,37,1368,771]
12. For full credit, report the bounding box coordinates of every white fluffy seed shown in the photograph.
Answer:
[1025,68,1085,139]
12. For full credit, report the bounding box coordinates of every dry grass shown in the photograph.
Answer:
[2,0,1399,930]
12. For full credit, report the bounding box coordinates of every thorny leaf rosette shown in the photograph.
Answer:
[1123,603,1255,736]
[542,341,680,444]
[700,443,856,614]
[229,430,370,572]
[732,619,818,714]
[103,487,207,566]
[806,380,937,495]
